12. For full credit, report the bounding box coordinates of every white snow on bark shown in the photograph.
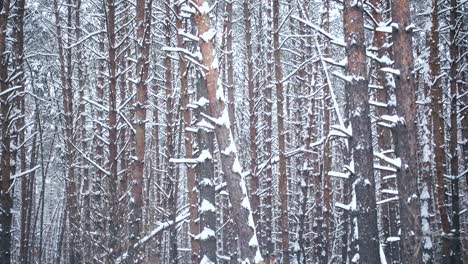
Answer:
[200,199,216,213]
[196,227,215,240]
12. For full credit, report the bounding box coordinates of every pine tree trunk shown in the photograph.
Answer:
[0,2,12,262]
[391,0,423,262]
[105,0,119,261]
[129,0,151,262]
[448,0,462,262]
[193,1,262,262]
[343,1,380,262]
[272,0,290,261]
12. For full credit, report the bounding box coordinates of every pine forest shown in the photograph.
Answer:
[0,0,467,263]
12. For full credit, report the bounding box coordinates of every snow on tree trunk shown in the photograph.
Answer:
[343,0,380,262]
[192,1,262,263]
[391,0,423,262]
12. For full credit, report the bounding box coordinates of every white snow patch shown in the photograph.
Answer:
[196,227,215,240]
[200,255,215,264]
[200,199,216,213]
[386,236,400,242]
[197,149,213,162]
[200,29,216,42]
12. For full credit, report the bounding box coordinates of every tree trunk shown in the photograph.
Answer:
[272,0,290,261]
[343,1,380,263]
[129,0,152,262]
[243,0,259,232]
[448,0,462,262]
[0,0,12,257]
[225,0,235,136]
[391,0,422,262]
[263,1,275,262]
[105,0,120,261]
[193,1,262,262]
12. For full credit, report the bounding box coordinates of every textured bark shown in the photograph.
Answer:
[175,1,200,262]
[0,1,12,262]
[320,2,332,262]
[263,1,275,262]
[244,0,259,231]
[391,0,422,262]
[53,1,80,262]
[74,1,91,262]
[14,0,27,262]
[195,73,217,263]
[193,1,261,262]
[372,0,400,261]
[296,14,315,263]
[92,19,106,259]
[225,0,235,136]
[428,0,450,259]
[448,0,462,262]
[105,0,119,261]
[129,0,151,262]
[272,0,290,261]
[343,1,380,263]
[163,1,178,262]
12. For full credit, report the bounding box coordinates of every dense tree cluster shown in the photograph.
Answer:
[0,0,466,263]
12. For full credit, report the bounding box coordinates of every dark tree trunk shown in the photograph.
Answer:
[272,0,290,261]
[193,1,261,262]
[343,1,380,263]
[391,0,423,262]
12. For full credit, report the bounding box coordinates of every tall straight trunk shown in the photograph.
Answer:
[263,1,275,262]
[53,1,80,262]
[151,63,162,264]
[119,5,132,255]
[225,0,235,136]
[0,3,12,262]
[193,1,261,262]
[74,1,91,262]
[105,0,119,261]
[372,0,400,261]
[175,1,200,262]
[93,20,106,259]
[243,0,259,230]
[163,1,178,262]
[343,1,380,263]
[25,135,37,262]
[391,0,422,262]
[320,2,332,262]
[14,0,27,262]
[129,0,151,262]
[272,0,290,261]
[35,90,49,264]
[448,0,462,262]
[297,16,312,263]
[195,73,217,263]
[428,0,450,259]
[417,1,443,262]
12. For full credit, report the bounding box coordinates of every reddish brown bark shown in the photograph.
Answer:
[244,0,259,231]
[272,0,289,261]
[391,0,423,262]
[226,0,235,136]
[0,1,12,263]
[175,1,200,262]
[104,0,120,261]
[263,1,275,262]
[448,0,462,262]
[320,2,332,262]
[193,1,261,262]
[53,1,80,261]
[14,0,27,262]
[129,0,152,262]
[343,0,380,262]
